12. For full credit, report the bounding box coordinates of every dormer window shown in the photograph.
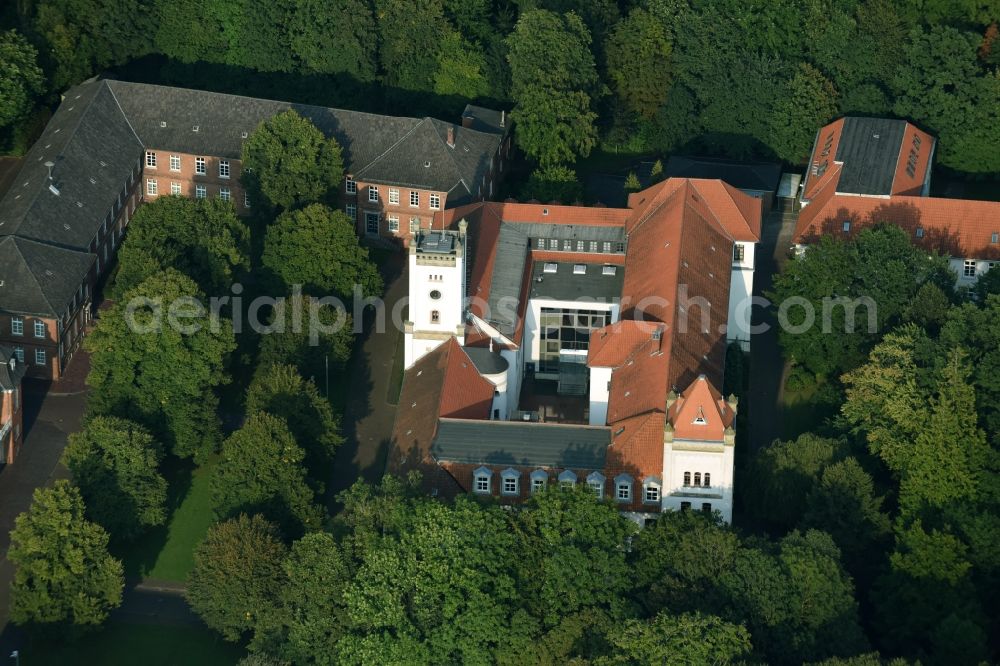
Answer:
[473,467,491,494]
[643,477,661,504]
[586,471,605,497]
[501,468,520,495]
[614,474,632,502]
[693,408,707,425]
[602,265,616,276]
[558,470,577,488]
[573,264,586,275]
[543,263,558,274]
[992,232,999,244]
[916,227,924,239]
[530,470,548,494]
[842,221,851,233]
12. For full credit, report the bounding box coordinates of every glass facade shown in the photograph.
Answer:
[538,307,610,373]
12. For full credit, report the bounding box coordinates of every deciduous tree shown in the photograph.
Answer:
[187,514,287,641]
[605,9,672,119]
[9,481,123,629]
[288,0,377,81]
[0,30,44,128]
[242,110,344,210]
[598,611,752,666]
[63,416,168,541]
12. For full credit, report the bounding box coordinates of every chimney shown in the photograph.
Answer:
[462,115,473,129]
[447,126,455,148]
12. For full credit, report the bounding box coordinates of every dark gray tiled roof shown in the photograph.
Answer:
[432,418,610,469]
[0,80,143,250]
[0,236,94,317]
[0,345,26,391]
[0,77,502,318]
[529,261,624,302]
[834,117,907,196]
[462,104,508,135]
[106,80,500,198]
[464,346,508,375]
[664,156,781,193]
[485,223,531,336]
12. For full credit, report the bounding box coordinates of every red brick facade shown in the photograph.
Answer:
[1,378,24,464]
[141,150,252,213]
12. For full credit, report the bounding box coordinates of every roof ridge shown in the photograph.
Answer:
[353,116,432,177]
[10,237,55,314]
[428,118,474,197]
[103,79,144,146]
[688,180,738,241]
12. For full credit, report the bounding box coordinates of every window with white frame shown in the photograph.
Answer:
[964,259,977,278]
[35,349,46,366]
[169,155,180,171]
[346,204,356,220]
[733,244,745,262]
[145,151,156,168]
[473,467,491,494]
[587,472,605,497]
[703,472,711,487]
[13,347,23,362]
[842,220,851,232]
[146,179,157,196]
[410,191,419,207]
[530,470,548,494]
[368,186,379,203]
[558,470,577,488]
[195,157,206,175]
[429,193,441,210]
[34,320,45,338]
[643,478,661,503]
[11,317,23,336]
[244,191,251,208]
[430,310,440,324]
[219,160,230,178]
[170,182,181,195]
[345,177,356,194]
[388,215,400,233]
[388,188,399,204]
[548,239,558,250]
[410,217,420,233]
[219,187,231,201]
[501,468,520,495]
[195,184,206,199]
[614,474,632,502]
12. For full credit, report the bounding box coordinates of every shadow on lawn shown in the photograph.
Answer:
[117,458,195,582]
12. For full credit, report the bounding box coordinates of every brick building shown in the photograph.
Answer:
[389,179,763,523]
[0,346,26,464]
[792,116,1000,284]
[0,78,508,379]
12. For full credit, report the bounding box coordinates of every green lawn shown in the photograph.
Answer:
[120,459,218,582]
[386,327,405,405]
[19,622,244,666]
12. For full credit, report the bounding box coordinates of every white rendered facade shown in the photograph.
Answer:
[661,426,736,523]
[728,242,756,351]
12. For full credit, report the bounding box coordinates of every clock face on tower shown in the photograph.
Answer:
[430,290,442,300]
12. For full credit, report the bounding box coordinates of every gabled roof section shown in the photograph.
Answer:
[0,79,143,251]
[388,337,494,477]
[0,237,95,317]
[668,375,734,441]
[432,419,609,469]
[626,178,762,242]
[588,320,664,369]
[801,117,935,202]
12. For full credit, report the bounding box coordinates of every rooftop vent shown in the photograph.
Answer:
[160,121,167,128]
[89,177,96,184]
[573,264,586,275]
[543,263,558,274]
[48,184,60,196]
[602,265,616,276]
[424,161,431,168]
[75,201,83,208]
[192,125,200,132]
[63,223,71,230]
[241,131,249,139]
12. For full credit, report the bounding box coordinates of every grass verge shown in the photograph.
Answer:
[119,459,218,582]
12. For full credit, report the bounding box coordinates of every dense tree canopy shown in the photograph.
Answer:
[114,196,250,298]
[8,481,123,629]
[63,416,168,541]
[0,30,44,128]
[241,110,344,210]
[85,269,236,460]
[261,204,383,299]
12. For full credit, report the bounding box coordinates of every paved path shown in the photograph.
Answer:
[111,580,200,627]
[0,390,87,651]
[747,197,799,452]
[328,253,407,504]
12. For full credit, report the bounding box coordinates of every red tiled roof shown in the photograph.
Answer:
[794,194,1000,260]
[627,178,763,242]
[588,320,664,368]
[668,375,734,441]
[605,412,666,483]
[801,118,846,201]
[387,338,494,484]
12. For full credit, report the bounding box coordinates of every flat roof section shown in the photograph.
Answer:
[529,261,624,303]
[432,418,610,469]
[835,117,906,196]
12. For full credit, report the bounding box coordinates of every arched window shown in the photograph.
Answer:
[558,470,577,488]
[683,471,691,486]
[694,472,701,486]
[473,466,491,494]
[703,473,711,487]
